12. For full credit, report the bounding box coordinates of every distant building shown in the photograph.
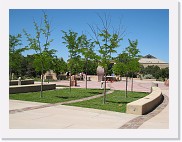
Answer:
[44,70,57,80]
[139,54,169,69]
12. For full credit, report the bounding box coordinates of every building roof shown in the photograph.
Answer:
[139,54,167,64]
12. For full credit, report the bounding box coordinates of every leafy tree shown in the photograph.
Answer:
[24,55,37,78]
[113,52,130,97]
[9,34,27,80]
[161,67,169,80]
[84,60,98,75]
[89,14,124,103]
[79,34,96,89]
[52,57,67,78]
[62,30,82,92]
[23,12,56,98]
[142,65,161,79]
[125,39,140,92]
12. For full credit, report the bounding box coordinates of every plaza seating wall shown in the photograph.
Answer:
[9,84,56,94]
[9,79,34,86]
[126,86,163,115]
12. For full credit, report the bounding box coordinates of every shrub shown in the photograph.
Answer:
[143,74,154,79]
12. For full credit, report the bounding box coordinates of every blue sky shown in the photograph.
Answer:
[9,9,169,62]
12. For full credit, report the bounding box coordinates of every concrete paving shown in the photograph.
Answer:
[9,101,138,129]
[10,79,169,129]
[138,90,169,129]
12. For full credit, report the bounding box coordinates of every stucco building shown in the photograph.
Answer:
[138,54,169,69]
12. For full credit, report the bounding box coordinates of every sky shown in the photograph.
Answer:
[9,9,169,62]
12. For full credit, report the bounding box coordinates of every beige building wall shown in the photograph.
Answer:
[44,70,57,80]
[141,63,169,69]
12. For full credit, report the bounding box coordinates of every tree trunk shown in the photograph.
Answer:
[85,59,88,89]
[103,73,107,104]
[40,70,43,98]
[131,73,133,92]
[125,75,128,98]
[9,69,12,84]
[69,71,71,93]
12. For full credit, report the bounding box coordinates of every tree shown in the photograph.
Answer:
[79,34,96,89]
[89,14,124,103]
[160,67,169,80]
[9,34,27,80]
[24,55,37,78]
[52,57,67,78]
[62,30,82,92]
[142,65,161,79]
[113,52,130,98]
[23,12,56,98]
[125,39,140,92]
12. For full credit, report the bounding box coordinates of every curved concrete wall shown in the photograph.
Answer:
[126,87,163,115]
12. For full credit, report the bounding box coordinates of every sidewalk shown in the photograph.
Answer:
[10,79,169,129]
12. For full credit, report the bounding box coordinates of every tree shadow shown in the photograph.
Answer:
[86,91,102,95]
[106,100,129,104]
[55,96,71,99]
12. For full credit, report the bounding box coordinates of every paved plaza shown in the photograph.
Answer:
[9,79,169,129]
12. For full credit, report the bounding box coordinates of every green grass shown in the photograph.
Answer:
[9,88,104,104]
[65,90,148,113]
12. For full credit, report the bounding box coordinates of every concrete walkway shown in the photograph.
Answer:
[10,79,169,129]
[9,100,138,129]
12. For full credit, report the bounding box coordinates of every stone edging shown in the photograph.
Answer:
[119,94,168,129]
[126,87,163,115]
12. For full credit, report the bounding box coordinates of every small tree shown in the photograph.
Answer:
[23,12,56,98]
[62,30,82,92]
[52,57,67,79]
[161,67,169,80]
[113,53,130,98]
[125,39,140,92]
[89,14,124,103]
[79,34,96,89]
[9,34,27,80]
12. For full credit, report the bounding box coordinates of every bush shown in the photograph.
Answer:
[143,74,154,79]
[156,77,164,81]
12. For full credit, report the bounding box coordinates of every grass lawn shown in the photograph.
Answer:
[65,90,148,113]
[9,88,104,104]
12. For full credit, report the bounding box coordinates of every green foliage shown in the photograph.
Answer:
[62,30,82,75]
[9,34,27,78]
[23,11,56,98]
[79,34,96,60]
[97,30,122,70]
[52,57,67,75]
[67,56,83,74]
[82,59,98,75]
[89,15,124,103]
[125,39,141,73]
[112,53,130,76]
[140,66,169,80]
[112,39,141,96]
[143,74,154,79]
[23,12,56,74]
[161,67,169,79]
[32,50,56,73]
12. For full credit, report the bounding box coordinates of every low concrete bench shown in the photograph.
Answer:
[126,86,163,115]
[9,84,56,94]
[9,79,34,86]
